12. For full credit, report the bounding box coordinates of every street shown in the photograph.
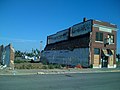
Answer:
[0,72,120,90]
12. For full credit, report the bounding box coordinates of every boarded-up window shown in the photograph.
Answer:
[96,32,103,41]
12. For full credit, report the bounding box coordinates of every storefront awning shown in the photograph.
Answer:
[102,49,113,56]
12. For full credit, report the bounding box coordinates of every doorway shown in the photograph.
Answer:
[101,56,108,68]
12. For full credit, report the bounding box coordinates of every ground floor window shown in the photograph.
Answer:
[94,48,100,55]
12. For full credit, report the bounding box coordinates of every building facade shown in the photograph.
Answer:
[0,44,15,69]
[42,18,117,68]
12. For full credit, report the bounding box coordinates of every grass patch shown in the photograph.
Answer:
[14,60,29,63]
[15,63,43,69]
[14,62,63,69]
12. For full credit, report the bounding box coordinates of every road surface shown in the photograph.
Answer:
[0,72,120,90]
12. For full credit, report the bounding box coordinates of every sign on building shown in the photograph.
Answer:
[70,20,92,37]
[48,29,69,44]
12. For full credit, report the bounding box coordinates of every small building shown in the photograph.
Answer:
[0,44,15,69]
[42,18,117,68]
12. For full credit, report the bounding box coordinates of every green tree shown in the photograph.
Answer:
[15,50,23,57]
[116,54,120,62]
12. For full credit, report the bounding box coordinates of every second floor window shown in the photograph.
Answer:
[96,32,103,41]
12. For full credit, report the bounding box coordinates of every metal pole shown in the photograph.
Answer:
[40,41,43,59]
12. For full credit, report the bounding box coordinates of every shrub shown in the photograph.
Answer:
[14,60,27,63]
[42,65,48,69]
[54,64,62,69]
[26,64,32,69]
[89,64,93,68]
[22,64,26,69]
[48,64,54,69]
[61,64,66,67]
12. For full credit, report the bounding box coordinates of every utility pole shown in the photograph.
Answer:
[40,41,43,59]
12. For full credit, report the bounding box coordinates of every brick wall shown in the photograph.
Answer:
[45,33,90,51]
[90,20,117,68]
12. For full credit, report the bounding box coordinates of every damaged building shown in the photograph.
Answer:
[0,44,15,69]
[42,18,117,68]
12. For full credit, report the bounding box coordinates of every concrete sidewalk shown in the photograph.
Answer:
[0,68,120,75]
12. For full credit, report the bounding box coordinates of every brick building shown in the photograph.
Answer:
[42,18,117,68]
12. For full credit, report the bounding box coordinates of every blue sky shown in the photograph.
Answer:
[0,0,120,53]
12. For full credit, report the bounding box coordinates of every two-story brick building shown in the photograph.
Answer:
[42,18,117,68]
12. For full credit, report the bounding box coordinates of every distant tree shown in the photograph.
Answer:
[15,50,23,57]
[26,52,34,57]
[34,50,36,55]
[15,49,41,58]
[36,49,40,55]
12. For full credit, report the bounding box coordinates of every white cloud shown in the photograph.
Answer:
[0,37,40,43]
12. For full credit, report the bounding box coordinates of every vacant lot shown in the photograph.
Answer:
[14,62,64,69]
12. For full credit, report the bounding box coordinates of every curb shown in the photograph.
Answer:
[0,69,120,75]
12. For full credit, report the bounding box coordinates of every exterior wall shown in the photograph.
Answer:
[42,48,89,67]
[45,33,90,51]
[4,46,10,66]
[0,45,4,65]
[44,33,90,67]
[0,44,15,69]
[10,45,15,69]
[44,20,92,67]
[90,20,117,68]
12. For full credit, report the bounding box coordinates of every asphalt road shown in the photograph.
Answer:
[0,72,120,90]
